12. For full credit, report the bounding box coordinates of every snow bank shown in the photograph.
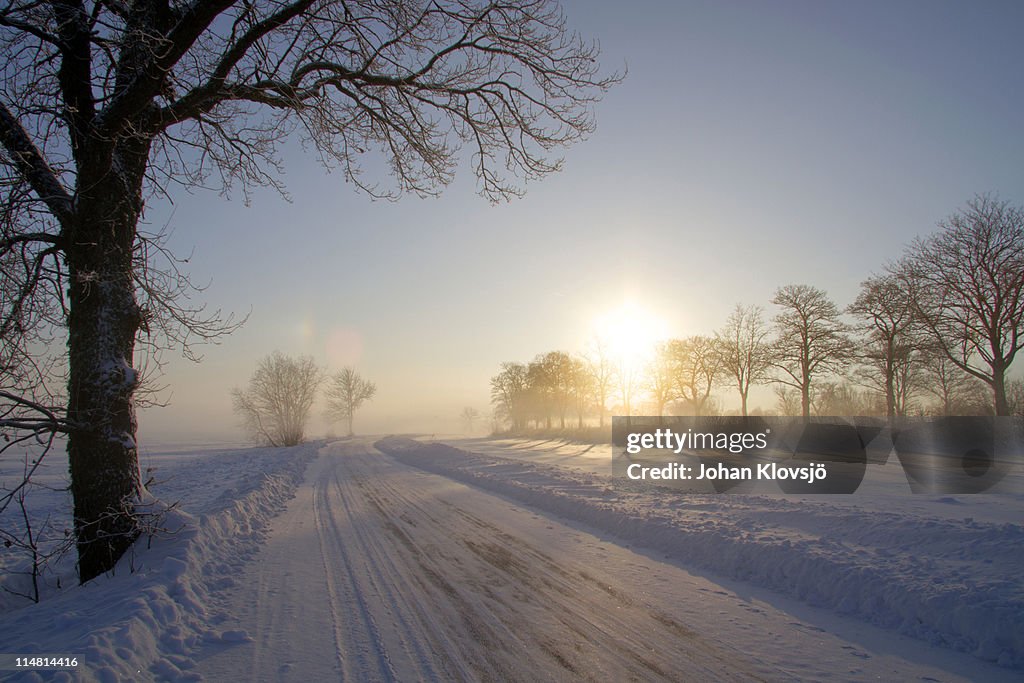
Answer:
[376,437,1024,670]
[0,442,318,682]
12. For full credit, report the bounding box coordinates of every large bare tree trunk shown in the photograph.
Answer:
[66,144,148,583]
[992,364,1008,416]
[885,371,896,419]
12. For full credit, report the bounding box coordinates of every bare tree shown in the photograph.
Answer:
[645,342,678,418]
[233,352,323,446]
[614,356,642,424]
[490,361,529,432]
[715,304,771,416]
[854,340,922,417]
[918,352,989,416]
[770,284,854,419]
[898,195,1024,415]
[459,406,480,433]
[326,367,377,436]
[813,381,873,417]
[774,385,802,416]
[532,351,575,429]
[667,336,720,416]
[526,356,555,429]
[583,336,615,428]
[569,356,595,429]
[1007,379,1024,417]
[0,0,618,581]
[848,274,922,418]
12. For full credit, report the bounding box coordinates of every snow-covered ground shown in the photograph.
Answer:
[385,437,1024,665]
[0,435,1021,681]
[0,441,318,681]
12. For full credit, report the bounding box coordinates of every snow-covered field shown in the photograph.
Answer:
[0,435,1021,681]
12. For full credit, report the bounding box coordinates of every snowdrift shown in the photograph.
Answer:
[0,442,318,682]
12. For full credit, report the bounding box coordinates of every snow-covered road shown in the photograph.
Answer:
[191,439,1011,682]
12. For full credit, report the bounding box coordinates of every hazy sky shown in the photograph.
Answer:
[138,0,1024,445]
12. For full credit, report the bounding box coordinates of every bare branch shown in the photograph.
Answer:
[897,194,1024,415]
[0,103,73,226]
[769,284,855,419]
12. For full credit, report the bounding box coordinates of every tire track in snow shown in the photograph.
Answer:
[325,443,517,681]
[326,441,765,681]
[309,462,393,679]
[196,446,344,682]
[195,439,1019,683]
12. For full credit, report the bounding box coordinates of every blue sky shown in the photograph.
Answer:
[138,0,1024,443]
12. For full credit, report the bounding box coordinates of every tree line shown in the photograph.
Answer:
[491,195,1024,429]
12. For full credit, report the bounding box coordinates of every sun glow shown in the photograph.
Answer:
[591,301,670,370]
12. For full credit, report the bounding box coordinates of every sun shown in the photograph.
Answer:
[591,301,670,370]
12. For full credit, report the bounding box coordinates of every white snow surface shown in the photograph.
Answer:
[0,442,318,681]
[0,436,1020,681]
[378,437,1024,668]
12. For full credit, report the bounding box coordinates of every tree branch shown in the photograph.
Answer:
[0,103,74,227]
[95,0,238,137]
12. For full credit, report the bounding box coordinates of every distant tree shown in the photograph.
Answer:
[532,351,575,429]
[233,353,324,446]
[521,382,548,430]
[583,336,616,428]
[569,357,596,429]
[646,342,678,417]
[898,195,1024,415]
[614,355,642,424]
[716,304,771,416]
[326,368,377,436]
[854,341,922,417]
[490,362,529,432]
[774,386,802,416]
[1007,379,1024,417]
[668,336,720,416]
[460,407,481,433]
[770,284,854,419]
[848,275,922,418]
[918,353,989,416]
[526,356,554,429]
[813,381,873,417]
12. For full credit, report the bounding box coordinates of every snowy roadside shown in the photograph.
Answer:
[0,442,318,682]
[376,436,1024,670]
